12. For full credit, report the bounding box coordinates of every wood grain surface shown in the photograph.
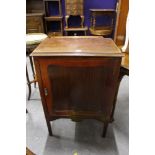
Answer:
[31,36,123,57]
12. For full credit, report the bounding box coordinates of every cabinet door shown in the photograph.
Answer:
[38,57,121,120]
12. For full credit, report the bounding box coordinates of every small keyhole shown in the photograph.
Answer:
[44,88,48,96]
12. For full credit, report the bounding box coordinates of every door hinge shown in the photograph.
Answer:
[44,88,48,96]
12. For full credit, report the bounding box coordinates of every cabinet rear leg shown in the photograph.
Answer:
[102,122,109,138]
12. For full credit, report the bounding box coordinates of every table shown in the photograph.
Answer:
[89,9,116,36]
[31,36,123,137]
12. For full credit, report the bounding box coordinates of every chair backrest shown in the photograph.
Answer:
[65,0,84,16]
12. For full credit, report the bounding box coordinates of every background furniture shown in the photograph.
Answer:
[64,0,88,36]
[26,0,127,38]
[89,9,116,37]
[110,45,129,121]
[111,12,129,121]
[26,13,44,33]
[26,0,44,33]
[32,36,123,137]
[114,0,129,46]
[121,52,129,75]
[26,33,47,100]
[43,0,63,37]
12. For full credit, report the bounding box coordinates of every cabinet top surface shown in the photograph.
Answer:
[31,36,123,57]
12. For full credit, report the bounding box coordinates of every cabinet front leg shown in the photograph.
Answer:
[46,119,53,136]
[102,122,109,138]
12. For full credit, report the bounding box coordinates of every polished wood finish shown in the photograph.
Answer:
[114,0,129,46]
[32,36,123,137]
[89,9,116,37]
[31,37,123,57]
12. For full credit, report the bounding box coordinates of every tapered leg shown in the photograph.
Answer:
[26,66,31,100]
[29,56,36,88]
[102,122,109,137]
[46,119,53,136]
[27,84,31,100]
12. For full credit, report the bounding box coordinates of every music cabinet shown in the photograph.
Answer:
[31,36,123,137]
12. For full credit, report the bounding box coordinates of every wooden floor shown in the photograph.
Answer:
[26,148,35,155]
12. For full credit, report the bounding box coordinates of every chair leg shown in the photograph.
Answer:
[27,84,31,100]
[26,66,31,100]
[102,122,109,138]
[29,56,36,88]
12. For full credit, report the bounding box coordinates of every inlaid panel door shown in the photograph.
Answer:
[38,57,121,121]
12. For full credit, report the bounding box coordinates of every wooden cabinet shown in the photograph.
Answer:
[26,0,44,33]
[32,36,123,137]
[43,0,63,36]
[26,13,44,33]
